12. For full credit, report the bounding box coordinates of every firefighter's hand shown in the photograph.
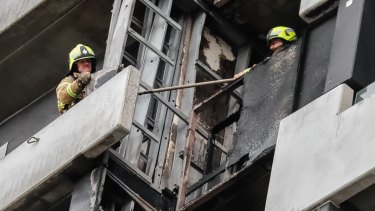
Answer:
[78,72,91,86]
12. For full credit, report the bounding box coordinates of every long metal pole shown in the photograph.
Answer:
[138,67,251,95]
[137,56,272,95]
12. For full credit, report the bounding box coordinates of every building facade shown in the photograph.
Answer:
[1,0,375,210]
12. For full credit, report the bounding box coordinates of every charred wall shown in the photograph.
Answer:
[231,14,338,164]
[230,41,301,165]
[188,27,239,184]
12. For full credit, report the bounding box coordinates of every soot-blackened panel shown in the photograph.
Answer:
[296,15,336,109]
[228,41,301,165]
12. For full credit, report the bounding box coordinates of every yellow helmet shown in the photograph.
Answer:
[68,44,96,75]
[266,26,297,46]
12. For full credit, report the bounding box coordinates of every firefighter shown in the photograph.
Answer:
[266,26,297,53]
[56,44,96,113]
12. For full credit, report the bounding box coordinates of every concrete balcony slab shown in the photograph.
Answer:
[0,66,140,211]
[265,83,375,210]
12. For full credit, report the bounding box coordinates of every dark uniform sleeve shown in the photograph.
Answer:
[56,76,83,113]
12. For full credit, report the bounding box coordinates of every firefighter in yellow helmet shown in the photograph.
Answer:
[56,44,96,113]
[266,26,297,53]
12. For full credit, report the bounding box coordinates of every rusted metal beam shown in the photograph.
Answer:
[169,12,206,192]
[176,112,198,210]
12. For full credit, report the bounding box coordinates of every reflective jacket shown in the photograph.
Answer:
[56,72,87,113]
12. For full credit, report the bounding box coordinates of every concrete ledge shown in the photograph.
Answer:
[0,0,83,61]
[266,83,375,210]
[1,0,44,32]
[299,0,339,23]
[0,66,140,211]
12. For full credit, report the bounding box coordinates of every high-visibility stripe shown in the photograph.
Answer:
[57,101,65,109]
[67,84,77,98]
[244,68,251,74]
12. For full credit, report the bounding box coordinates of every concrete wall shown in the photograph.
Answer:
[266,83,375,210]
[0,91,59,155]
[0,0,44,32]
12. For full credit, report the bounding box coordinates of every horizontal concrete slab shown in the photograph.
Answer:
[0,0,110,124]
[266,83,375,210]
[0,0,43,32]
[299,0,338,23]
[0,66,140,211]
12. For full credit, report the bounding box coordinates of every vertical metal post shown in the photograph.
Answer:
[221,45,251,177]
[204,134,214,174]
[103,0,122,62]
[135,0,156,68]
[123,0,174,171]
[168,11,206,190]
[156,16,194,190]
[0,142,7,159]
[176,111,198,210]
[103,0,136,71]
[148,17,185,185]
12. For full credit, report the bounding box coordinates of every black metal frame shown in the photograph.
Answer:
[106,150,177,211]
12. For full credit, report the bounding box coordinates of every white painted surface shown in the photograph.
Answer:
[0,66,140,211]
[266,84,375,210]
[0,143,8,160]
[300,0,329,12]
[0,0,44,32]
[202,29,235,72]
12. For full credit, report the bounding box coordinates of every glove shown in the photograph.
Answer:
[77,72,91,86]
